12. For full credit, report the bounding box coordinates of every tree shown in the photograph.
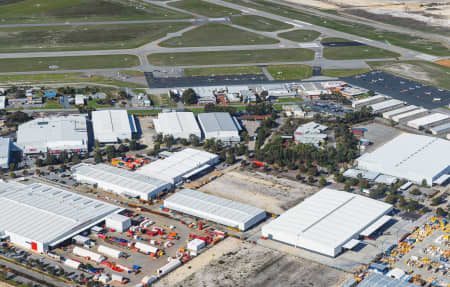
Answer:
[319,177,327,186]
[409,188,421,196]
[117,144,128,154]
[105,145,116,160]
[9,171,15,178]
[358,178,369,189]
[189,134,200,146]
[179,138,189,146]
[407,200,420,211]
[129,140,137,151]
[94,151,103,163]
[72,153,81,164]
[334,172,345,183]
[226,153,235,164]
[35,158,44,167]
[155,133,163,144]
[431,195,444,206]
[181,88,197,105]
[153,143,161,155]
[344,181,352,192]
[307,176,315,184]
[436,207,447,217]
[163,135,174,151]
[421,178,428,187]
[385,194,397,204]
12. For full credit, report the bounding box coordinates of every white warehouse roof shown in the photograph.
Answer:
[71,163,171,201]
[352,95,387,108]
[357,133,450,186]
[17,114,88,154]
[92,110,136,143]
[154,112,201,139]
[391,108,428,123]
[0,181,121,253]
[136,148,219,184]
[382,105,418,119]
[197,112,241,144]
[164,189,266,231]
[407,113,450,130]
[369,99,404,113]
[261,188,392,257]
[0,137,10,169]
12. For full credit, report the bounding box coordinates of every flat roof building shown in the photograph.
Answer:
[71,163,171,201]
[136,148,219,184]
[0,181,121,253]
[294,121,328,147]
[0,96,6,109]
[391,108,428,123]
[429,122,450,135]
[382,105,418,120]
[164,189,266,231]
[92,110,136,143]
[352,95,387,109]
[197,112,241,145]
[369,99,405,113]
[0,138,10,169]
[17,115,88,155]
[357,133,450,186]
[261,188,393,257]
[154,112,201,139]
[407,113,450,130]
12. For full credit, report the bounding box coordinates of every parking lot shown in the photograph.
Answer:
[342,71,450,109]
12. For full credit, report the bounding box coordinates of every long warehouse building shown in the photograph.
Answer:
[369,99,404,113]
[16,114,88,155]
[136,148,219,184]
[407,113,450,130]
[356,133,450,186]
[154,112,201,139]
[71,163,172,200]
[197,112,241,145]
[0,181,122,253]
[92,110,136,143]
[382,105,418,120]
[261,188,393,257]
[391,108,428,123]
[164,189,266,231]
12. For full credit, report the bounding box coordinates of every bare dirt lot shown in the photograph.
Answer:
[158,240,350,287]
[200,170,318,214]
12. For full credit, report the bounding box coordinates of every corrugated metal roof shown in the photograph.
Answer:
[262,188,392,256]
[358,273,414,287]
[197,113,239,133]
[154,112,201,139]
[430,122,450,134]
[369,99,404,112]
[136,148,218,183]
[0,181,121,245]
[407,113,450,128]
[72,164,171,198]
[16,115,88,153]
[92,110,135,143]
[382,105,418,119]
[164,189,265,230]
[357,133,450,185]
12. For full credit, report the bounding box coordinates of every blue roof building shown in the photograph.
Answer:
[44,91,57,98]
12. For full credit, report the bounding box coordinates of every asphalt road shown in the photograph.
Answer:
[0,0,446,76]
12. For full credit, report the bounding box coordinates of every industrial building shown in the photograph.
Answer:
[154,112,201,139]
[429,122,450,135]
[352,95,387,109]
[92,110,137,143]
[16,115,88,155]
[369,99,405,113]
[0,96,6,109]
[164,189,266,231]
[356,133,450,186]
[407,113,450,130]
[297,82,331,98]
[136,148,219,184]
[261,188,393,257]
[105,214,131,232]
[391,108,428,123]
[0,181,121,253]
[71,163,171,200]
[0,137,10,169]
[197,112,241,145]
[382,105,418,120]
[294,121,328,147]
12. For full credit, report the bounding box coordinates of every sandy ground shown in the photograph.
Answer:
[161,241,351,287]
[285,0,450,27]
[200,170,318,214]
[137,116,156,148]
[378,63,434,83]
[154,237,242,287]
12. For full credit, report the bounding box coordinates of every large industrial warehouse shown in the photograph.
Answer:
[164,189,266,231]
[92,110,136,143]
[197,112,241,145]
[16,115,88,155]
[136,148,219,184]
[261,188,393,257]
[0,181,121,253]
[356,133,450,186]
[154,112,201,139]
[71,163,172,200]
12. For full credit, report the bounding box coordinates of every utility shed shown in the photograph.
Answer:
[16,114,88,155]
[0,138,10,169]
[261,188,392,257]
[197,112,241,145]
[154,112,201,139]
[136,148,219,184]
[92,110,136,143]
[356,133,450,186]
[164,189,266,231]
[0,181,121,253]
[71,163,171,200]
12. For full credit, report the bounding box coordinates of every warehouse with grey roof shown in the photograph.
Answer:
[197,112,241,145]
